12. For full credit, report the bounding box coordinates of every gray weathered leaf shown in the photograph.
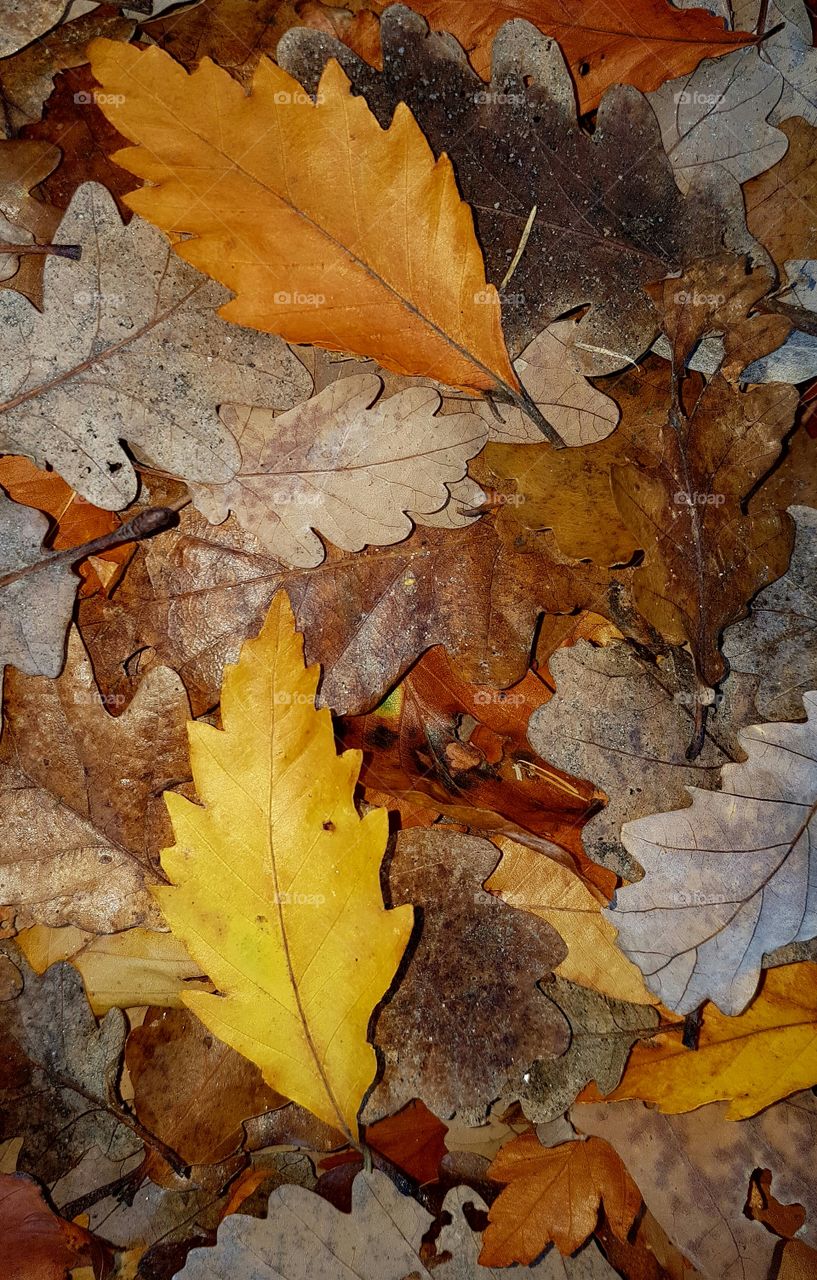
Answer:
[610,693,817,1013]
[0,490,77,695]
[724,505,817,721]
[741,260,817,382]
[514,978,659,1124]
[527,641,756,877]
[734,0,817,126]
[647,47,787,192]
[0,943,140,1184]
[0,0,68,58]
[191,375,487,567]
[178,1169,433,1279]
[0,182,311,508]
[573,1093,817,1280]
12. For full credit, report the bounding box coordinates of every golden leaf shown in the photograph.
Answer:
[157,591,413,1139]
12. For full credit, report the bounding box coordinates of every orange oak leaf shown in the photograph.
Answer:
[481,1130,641,1264]
[87,42,547,433]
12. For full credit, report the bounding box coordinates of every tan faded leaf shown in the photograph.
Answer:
[192,374,487,567]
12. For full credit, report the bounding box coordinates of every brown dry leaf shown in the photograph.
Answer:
[78,500,645,720]
[0,7,134,136]
[364,1101,448,1186]
[611,374,797,687]
[0,136,61,305]
[362,0,753,112]
[365,831,570,1122]
[0,626,189,934]
[528,640,758,876]
[143,0,305,85]
[279,7,760,366]
[482,1130,641,1264]
[573,1094,817,1280]
[22,63,134,219]
[0,943,141,1183]
[0,1171,110,1279]
[127,1009,284,1168]
[342,646,610,891]
[745,118,817,269]
[88,43,527,417]
[0,455,128,598]
[191,375,487,567]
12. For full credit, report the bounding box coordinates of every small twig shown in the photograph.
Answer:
[755,0,770,37]
[0,241,81,261]
[752,18,785,43]
[0,499,189,591]
[500,204,537,290]
[60,1159,148,1221]
[686,698,708,762]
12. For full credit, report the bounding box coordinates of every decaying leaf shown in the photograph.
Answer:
[0,626,188,933]
[528,641,756,876]
[734,0,817,126]
[481,1130,641,1264]
[279,6,761,368]
[158,592,413,1138]
[0,490,78,697]
[366,831,569,1122]
[1,8,134,137]
[486,837,657,1005]
[573,1094,817,1280]
[347,0,754,112]
[610,374,797,686]
[724,505,817,722]
[179,1169,432,1279]
[143,0,307,85]
[741,260,817,383]
[0,181,311,508]
[512,978,660,1124]
[88,42,527,417]
[127,1009,283,1167]
[78,498,643,721]
[745,118,817,268]
[342,648,608,888]
[0,944,140,1183]
[611,693,817,1014]
[191,375,487,567]
[596,962,817,1119]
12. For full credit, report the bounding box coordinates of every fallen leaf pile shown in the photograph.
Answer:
[1,1,816,1277]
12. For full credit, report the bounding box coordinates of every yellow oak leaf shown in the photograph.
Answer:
[486,837,657,1006]
[87,41,535,423]
[591,962,817,1120]
[157,591,413,1140]
[481,1130,641,1264]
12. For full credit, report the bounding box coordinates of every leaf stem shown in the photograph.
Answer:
[0,499,189,590]
[0,241,82,261]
